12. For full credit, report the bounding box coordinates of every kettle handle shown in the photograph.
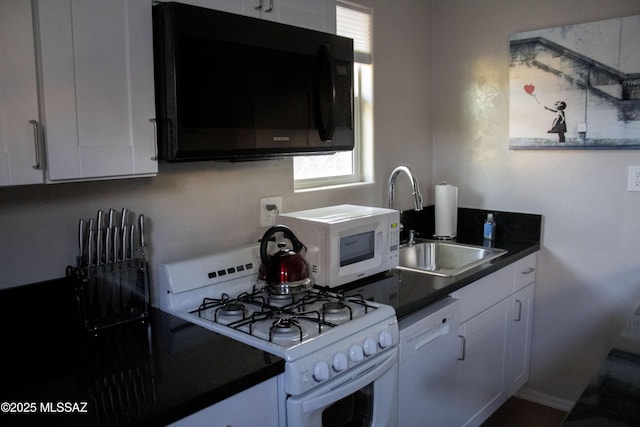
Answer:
[260,225,305,267]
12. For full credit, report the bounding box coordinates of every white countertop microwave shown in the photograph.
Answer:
[277,205,400,288]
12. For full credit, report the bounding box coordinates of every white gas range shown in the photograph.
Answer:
[158,244,399,426]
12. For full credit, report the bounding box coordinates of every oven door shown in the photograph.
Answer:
[287,348,398,427]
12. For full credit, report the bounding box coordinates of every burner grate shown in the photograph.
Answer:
[188,287,377,346]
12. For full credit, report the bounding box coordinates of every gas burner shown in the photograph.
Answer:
[323,301,347,313]
[215,302,247,324]
[268,293,295,308]
[269,317,304,344]
[272,317,300,330]
[321,301,353,324]
[219,302,245,316]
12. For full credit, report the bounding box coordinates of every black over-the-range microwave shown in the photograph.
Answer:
[152,2,354,161]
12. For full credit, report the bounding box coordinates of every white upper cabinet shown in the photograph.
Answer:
[35,0,157,182]
[0,1,44,186]
[159,0,336,33]
[248,0,336,33]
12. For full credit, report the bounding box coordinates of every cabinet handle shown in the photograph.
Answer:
[264,0,273,12]
[254,0,262,10]
[29,120,42,170]
[149,118,158,161]
[514,300,522,322]
[457,335,466,361]
[521,267,535,275]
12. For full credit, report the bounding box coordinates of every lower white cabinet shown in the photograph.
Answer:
[451,252,537,427]
[169,376,279,427]
[455,297,510,427]
[507,283,534,395]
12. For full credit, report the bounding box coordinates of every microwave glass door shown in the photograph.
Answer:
[340,231,375,267]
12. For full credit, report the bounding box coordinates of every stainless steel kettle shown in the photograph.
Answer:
[259,225,312,294]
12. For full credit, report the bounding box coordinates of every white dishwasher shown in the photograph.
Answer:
[398,297,460,427]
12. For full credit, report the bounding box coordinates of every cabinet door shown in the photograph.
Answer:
[507,283,534,395]
[253,0,336,32]
[160,0,336,32]
[456,298,509,427]
[0,1,44,186]
[36,0,157,181]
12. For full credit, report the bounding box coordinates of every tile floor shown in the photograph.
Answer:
[481,397,568,427]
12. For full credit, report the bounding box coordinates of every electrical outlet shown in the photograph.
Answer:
[628,166,640,191]
[260,196,282,227]
[622,315,640,338]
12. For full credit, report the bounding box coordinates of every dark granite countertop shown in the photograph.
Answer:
[562,305,640,426]
[0,279,284,427]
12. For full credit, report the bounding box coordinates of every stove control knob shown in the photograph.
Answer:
[378,330,394,349]
[363,337,378,356]
[349,344,364,363]
[313,361,330,382]
[333,352,348,372]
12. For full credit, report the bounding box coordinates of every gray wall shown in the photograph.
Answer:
[431,0,640,408]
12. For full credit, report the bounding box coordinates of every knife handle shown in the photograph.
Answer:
[138,214,145,248]
[129,224,135,260]
[96,227,103,266]
[88,218,95,266]
[78,219,85,265]
[105,227,112,265]
[87,227,95,268]
[121,208,128,227]
[108,209,116,229]
[112,227,119,265]
[97,210,104,230]
[121,225,128,262]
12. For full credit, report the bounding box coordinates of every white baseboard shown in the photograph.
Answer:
[515,388,575,412]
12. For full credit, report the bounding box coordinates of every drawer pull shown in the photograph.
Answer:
[149,118,158,161]
[521,267,535,275]
[457,335,466,361]
[514,300,522,321]
[29,119,41,170]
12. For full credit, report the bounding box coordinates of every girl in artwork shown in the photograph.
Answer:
[545,101,567,143]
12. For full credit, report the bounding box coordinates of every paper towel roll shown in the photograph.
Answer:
[435,183,458,239]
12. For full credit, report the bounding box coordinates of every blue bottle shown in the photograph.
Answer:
[483,213,496,240]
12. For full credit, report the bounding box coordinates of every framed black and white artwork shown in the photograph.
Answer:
[509,15,640,150]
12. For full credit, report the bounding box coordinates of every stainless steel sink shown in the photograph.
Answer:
[396,240,507,277]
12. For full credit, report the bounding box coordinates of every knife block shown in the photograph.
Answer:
[70,258,150,333]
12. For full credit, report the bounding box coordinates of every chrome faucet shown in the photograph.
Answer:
[388,166,423,212]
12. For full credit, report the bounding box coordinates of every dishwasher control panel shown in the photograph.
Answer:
[398,297,460,364]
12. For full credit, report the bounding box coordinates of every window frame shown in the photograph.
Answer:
[293,1,373,191]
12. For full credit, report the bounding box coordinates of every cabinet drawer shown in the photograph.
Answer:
[513,253,536,292]
[453,264,514,324]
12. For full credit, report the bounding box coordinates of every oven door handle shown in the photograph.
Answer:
[302,350,397,413]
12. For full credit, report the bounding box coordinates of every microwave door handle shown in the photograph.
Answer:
[315,44,336,142]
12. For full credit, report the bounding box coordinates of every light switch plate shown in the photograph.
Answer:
[628,166,640,191]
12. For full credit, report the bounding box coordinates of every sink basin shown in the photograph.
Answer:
[396,240,507,277]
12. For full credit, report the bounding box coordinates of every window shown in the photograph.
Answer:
[293,2,373,190]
